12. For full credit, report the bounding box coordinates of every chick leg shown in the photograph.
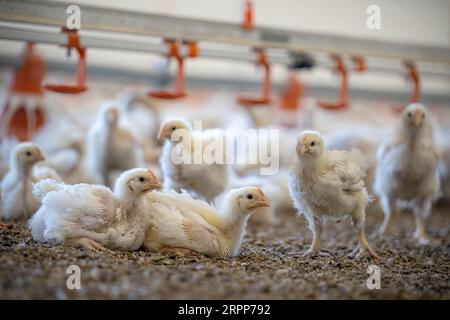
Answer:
[350,215,380,259]
[413,199,430,245]
[378,195,395,236]
[73,237,109,252]
[303,217,330,256]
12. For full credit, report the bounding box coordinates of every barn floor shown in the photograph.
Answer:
[0,204,449,299]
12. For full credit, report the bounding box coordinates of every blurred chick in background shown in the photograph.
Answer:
[374,103,440,244]
[117,90,161,163]
[1,142,61,222]
[158,117,229,202]
[85,102,144,187]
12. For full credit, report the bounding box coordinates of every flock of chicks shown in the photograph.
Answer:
[0,99,443,260]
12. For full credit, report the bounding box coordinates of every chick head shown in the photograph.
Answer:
[157,117,192,143]
[11,142,45,168]
[115,168,162,196]
[403,103,427,129]
[234,186,270,213]
[100,103,120,126]
[296,130,324,159]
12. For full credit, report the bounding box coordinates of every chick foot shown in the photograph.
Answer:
[348,244,380,259]
[375,227,387,239]
[163,247,196,257]
[74,237,109,252]
[302,247,332,257]
[414,231,434,246]
[414,225,431,245]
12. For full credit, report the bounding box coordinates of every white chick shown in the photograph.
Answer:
[143,187,270,258]
[118,90,160,163]
[228,170,291,225]
[289,130,379,258]
[29,168,162,252]
[1,142,60,221]
[158,117,229,202]
[438,144,450,203]
[374,103,440,244]
[0,136,20,181]
[85,103,143,187]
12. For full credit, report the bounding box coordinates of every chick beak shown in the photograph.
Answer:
[157,127,167,143]
[413,111,422,127]
[36,150,45,161]
[107,109,118,123]
[300,145,308,156]
[257,196,270,208]
[148,170,163,190]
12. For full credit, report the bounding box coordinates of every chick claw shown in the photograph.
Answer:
[415,236,431,246]
[348,245,380,260]
[74,237,109,253]
[163,247,195,257]
[302,247,332,257]
[414,230,432,246]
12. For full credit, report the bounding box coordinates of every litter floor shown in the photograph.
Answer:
[1,204,449,299]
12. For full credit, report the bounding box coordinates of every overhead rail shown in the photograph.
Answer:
[0,0,449,65]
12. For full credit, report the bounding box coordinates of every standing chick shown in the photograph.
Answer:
[374,103,440,244]
[289,131,379,258]
[118,90,160,163]
[158,117,229,202]
[143,187,269,258]
[1,142,59,221]
[85,103,143,187]
[29,168,162,252]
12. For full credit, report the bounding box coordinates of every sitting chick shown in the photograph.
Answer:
[29,168,162,252]
[143,187,270,258]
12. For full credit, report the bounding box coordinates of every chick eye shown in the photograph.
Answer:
[25,151,32,156]
[247,194,253,200]
[310,141,315,146]
[139,177,145,182]
[171,126,177,131]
